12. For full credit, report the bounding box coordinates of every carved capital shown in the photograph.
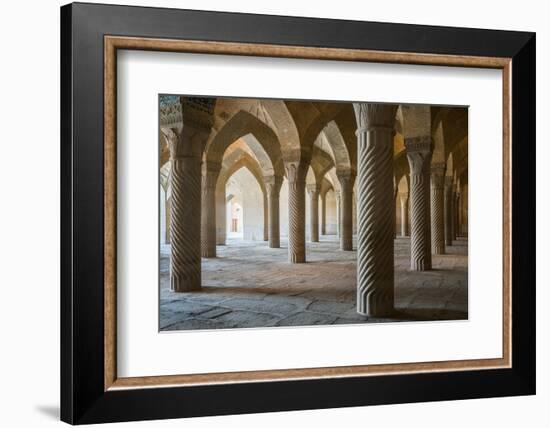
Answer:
[431,162,446,177]
[180,97,216,132]
[405,136,433,175]
[337,171,356,193]
[306,183,321,196]
[354,103,398,133]
[201,162,220,191]
[264,175,283,196]
[284,162,307,183]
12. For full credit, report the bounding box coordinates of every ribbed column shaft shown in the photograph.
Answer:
[265,176,282,248]
[338,174,355,250]
[444,178,453,246]
[406,137,433,271]
[430,163,446,255]
[307,184,320,242]
[170,156,202,291]
[354,103,396,317]
[286,163,307,263]
[167,97,215,292]
[201,166,220,258]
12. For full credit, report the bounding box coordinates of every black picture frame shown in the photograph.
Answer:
[61,2,535,424]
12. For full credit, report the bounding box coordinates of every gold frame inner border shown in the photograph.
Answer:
[104,35,512,391]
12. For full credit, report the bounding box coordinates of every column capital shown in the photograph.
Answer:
[398,190,409,201]
[284,161,308,183]
[431,162,446,188]
[431,162,446,176]
[353,103,398,133]
[337,171,356,191]
[264,174,284,193]
[180,97,216,132]
[404,135,434,154]
[202,162,221,191]
[306,183,321,195]
[405,136,433,175]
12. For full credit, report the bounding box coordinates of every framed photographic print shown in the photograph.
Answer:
[60,2,536,424]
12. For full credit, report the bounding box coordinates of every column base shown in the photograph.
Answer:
[357,289,394,317]
[170,274,201,292]
[289,252,306,263]
[410,259,432,271]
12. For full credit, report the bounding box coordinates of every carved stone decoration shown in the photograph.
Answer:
[353,103,397,316]
[285,162,307,263]
[444,176,454,246]
[399,191,409,237]
[165,97,215,292]
[430,162,446,255]
[265,175,283,248]
[167,135,203,292]
[405,136,434,271]
[201,162,221,258]
[307,184,321,243]
[337,173,355,250]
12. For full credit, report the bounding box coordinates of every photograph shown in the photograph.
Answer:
[158,95,469,331]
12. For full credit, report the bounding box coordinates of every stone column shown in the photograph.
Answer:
[338,173,355,250]
[455,192,462,237]
[353,103,397,316]
[430,162,446,255]
[307,184,321,242]
[215,188,226,245]
[399,191,409,237]
[265,175,283,248]
[444,177,453,246]
[165,194,171,244]
[450,189,457,240]
[320,192,327,236]
[286,163,307,263]
[263,193,269,241]
[168,97,215,292]
[335,191,341,238]
[406,136,433,271]
[201,162,220,258]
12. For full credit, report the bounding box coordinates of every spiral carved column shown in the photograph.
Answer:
[307,184,320,243]
[353,103,397,317]
[430,163,446,255]
[265,175,283,248]
[444,177,453,246]
[201,163,220,258]
[451,189,457,240]
[338,173,355,251]
[168,96,215,292]
[406,137,433,271]
[286,163,307,263]
[399,191,409,237]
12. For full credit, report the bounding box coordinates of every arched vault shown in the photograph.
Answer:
[205,109,284,177]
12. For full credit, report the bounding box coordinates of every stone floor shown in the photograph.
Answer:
[160,235,468,331]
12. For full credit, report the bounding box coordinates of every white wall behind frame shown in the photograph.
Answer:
[1,1,546,427]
